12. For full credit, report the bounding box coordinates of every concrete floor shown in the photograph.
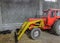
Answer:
[0,31,60,43]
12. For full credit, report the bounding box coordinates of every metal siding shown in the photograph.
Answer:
[0,0,42,31]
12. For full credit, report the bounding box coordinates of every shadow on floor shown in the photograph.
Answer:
[0,30,11,34]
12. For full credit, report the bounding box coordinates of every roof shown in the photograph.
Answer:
[50,8,60,11]
[44,8,60,12]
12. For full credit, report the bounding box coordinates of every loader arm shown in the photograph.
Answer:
[16,19,44,40]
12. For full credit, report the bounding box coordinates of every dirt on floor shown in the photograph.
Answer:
[0,31,60,43]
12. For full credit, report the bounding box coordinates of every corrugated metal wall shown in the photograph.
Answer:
[1,0,39,23]
[0,0,43,31]
[43,0,59,10]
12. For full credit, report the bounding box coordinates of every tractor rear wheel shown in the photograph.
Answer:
[30,28,41,40]
[53,20,60,35]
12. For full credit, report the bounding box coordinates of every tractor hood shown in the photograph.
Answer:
[28,18,42,22]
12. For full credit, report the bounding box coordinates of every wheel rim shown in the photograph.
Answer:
[34,31,39,37]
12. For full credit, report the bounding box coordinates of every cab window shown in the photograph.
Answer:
[51,11,55,17]
[56,11,60,16]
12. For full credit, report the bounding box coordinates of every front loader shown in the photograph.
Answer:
[15,8,60,42]
[15,19,44,41]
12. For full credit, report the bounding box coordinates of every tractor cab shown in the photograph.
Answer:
[43,8,60,17]
[43,8,60,29]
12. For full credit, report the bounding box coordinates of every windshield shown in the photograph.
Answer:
[42,12,48,17]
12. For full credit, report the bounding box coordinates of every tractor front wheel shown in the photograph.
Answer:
[30,28,41,40]
[53,20,60,35]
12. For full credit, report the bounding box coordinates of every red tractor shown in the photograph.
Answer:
[16,8,60,41]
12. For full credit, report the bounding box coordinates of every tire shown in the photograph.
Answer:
[53,20,60,35]
[30,28,41,40]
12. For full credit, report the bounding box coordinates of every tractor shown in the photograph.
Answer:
[15,8,60,41]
